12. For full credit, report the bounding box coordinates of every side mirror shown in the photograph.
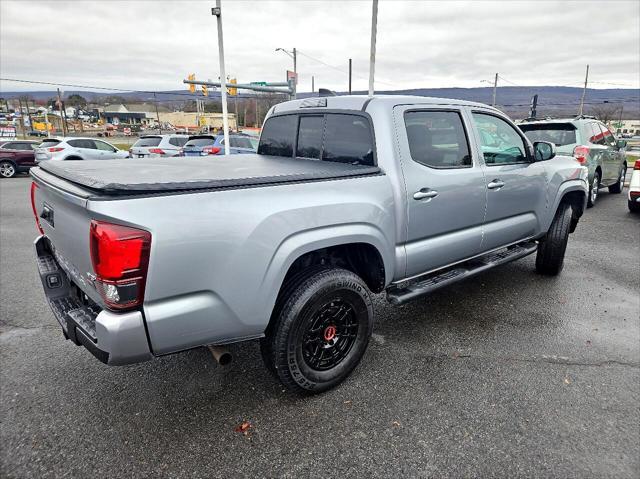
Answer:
[617,139,627,149]
[533,141,556,161]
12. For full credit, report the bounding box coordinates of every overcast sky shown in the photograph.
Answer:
[1,0,639,94]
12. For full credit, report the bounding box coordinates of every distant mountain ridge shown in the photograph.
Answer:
[2,86,638,118]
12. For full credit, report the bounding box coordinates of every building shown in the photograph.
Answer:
[157,111,237,130]
[609,119,640,136]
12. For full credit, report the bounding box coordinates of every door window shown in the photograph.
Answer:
[600,125,617,147]
[93,140,117,152]
[67,139,96,149]
[588,123,605,145]
[472,113,528,165]
[404,110,471,168]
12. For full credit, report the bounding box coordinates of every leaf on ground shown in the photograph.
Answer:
[392,421,401,427]
[234,421,252,433]
[564,377,571,385]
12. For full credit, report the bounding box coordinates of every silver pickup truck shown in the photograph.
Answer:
[31,95,588,394]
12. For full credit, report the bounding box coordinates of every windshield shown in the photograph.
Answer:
[519,123,577,146]
[133,137,162,147]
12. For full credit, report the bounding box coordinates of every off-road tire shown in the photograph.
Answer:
[0,161,16,178]
[608,166,625,194]
[587,171,600,208]
[261,268,373,394]
[536,202,572,275]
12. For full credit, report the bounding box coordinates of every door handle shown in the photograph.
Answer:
[487,179,505,190]
[413,189,439,200]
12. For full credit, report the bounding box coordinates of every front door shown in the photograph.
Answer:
[470,111,548,250]
[394,106,487,278]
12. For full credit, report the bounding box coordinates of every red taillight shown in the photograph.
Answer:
[634,160,640,170]
[203,146,221,155]
[90,221,151,310]
[149,148,165,155]
[573,145,589,165]
[48,147,64,152]
[30,182,44,234]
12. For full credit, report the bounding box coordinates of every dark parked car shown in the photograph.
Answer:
[0,140,40,178]
[28,130,49,138]
[182,134,256,156]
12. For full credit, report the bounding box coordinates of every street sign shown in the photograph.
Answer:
[287,70,298,85]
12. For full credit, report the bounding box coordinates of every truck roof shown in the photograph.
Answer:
[272,94,498,115]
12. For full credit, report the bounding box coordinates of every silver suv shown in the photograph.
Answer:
[519,118,628,207]
[129,134,189,158]
[35,137,129,162]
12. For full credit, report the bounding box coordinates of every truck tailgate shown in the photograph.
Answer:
[31,169,103,306]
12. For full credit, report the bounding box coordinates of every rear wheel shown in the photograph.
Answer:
[0,161,16,178]
[536,202,572,276]
[587,171,600,208]
[608,166,625,194]
[261,268,374,394]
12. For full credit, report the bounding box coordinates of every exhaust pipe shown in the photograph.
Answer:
[208,345,232,366]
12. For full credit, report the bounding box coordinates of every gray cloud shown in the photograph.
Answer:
[1,0,638,93]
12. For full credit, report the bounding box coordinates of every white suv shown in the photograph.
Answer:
[35,138,129,162]
[129,134,189,158]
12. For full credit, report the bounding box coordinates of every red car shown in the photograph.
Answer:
[0,140,40,178]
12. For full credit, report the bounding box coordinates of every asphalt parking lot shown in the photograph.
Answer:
[1,175,638,478]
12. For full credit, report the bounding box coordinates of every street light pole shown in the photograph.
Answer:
[276,47,297,99]
[212,1,230,155]
[368,0,378,97]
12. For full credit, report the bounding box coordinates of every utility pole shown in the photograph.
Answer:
[578,64,589,117]
[25,98,34,135]
[311,75,315,93]
[57,88,67,136]
[349,58,353,94]
[154,92,162,134]
[368,0,378,97]
[293,47,297,79]
[492,73,498,107]
[17,98,26,138]
[212,1,230,155]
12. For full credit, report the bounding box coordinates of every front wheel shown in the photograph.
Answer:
[536,202,572,275]
[261,268,374,394]
[587,172,600,208]
[0,161,16,178]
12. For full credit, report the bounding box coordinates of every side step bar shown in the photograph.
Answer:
[387,241,538,305]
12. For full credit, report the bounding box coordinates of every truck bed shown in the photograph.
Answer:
[35,154,382,195]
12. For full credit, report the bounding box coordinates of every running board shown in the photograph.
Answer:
[387,241,538,305]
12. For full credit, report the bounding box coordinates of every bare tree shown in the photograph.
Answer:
[588,104,621,123]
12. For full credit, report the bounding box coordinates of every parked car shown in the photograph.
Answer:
[0,140,40,178]
[628,159,640,212]
[34,137,129,162]
[129,134,189,158]
[182,134,256,156]
[28,130,49,138]
[519,118,628,207]
[30,95,587,394]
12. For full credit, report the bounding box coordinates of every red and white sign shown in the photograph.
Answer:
[287,70,298,85]
[123,127,132,136]
[0,126,16,138]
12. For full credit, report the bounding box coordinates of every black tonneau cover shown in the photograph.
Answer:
[36,154,381,195]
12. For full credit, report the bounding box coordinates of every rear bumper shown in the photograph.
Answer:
[34,236,153,365]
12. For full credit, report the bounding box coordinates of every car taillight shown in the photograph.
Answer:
[48,147,64,152]
[30,182,44,234]
[573,145,589,165]
[90,221,151,310]
[635,159,640,170]
[149,148,165,155]
[203,146,221,155]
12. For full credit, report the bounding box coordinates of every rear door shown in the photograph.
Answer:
[394,105,487,277]
[599,123,623,184]
[586,122,610,182]
[67,139,98,159]
[470,111,547,250]
[92,140,121,159]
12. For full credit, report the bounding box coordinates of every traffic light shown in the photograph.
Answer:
[229,78,237,96]
[188,73,195,93]
[201,84,208,96]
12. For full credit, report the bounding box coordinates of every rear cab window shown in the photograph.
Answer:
[258,112,375,166]
[519,123,577,147]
